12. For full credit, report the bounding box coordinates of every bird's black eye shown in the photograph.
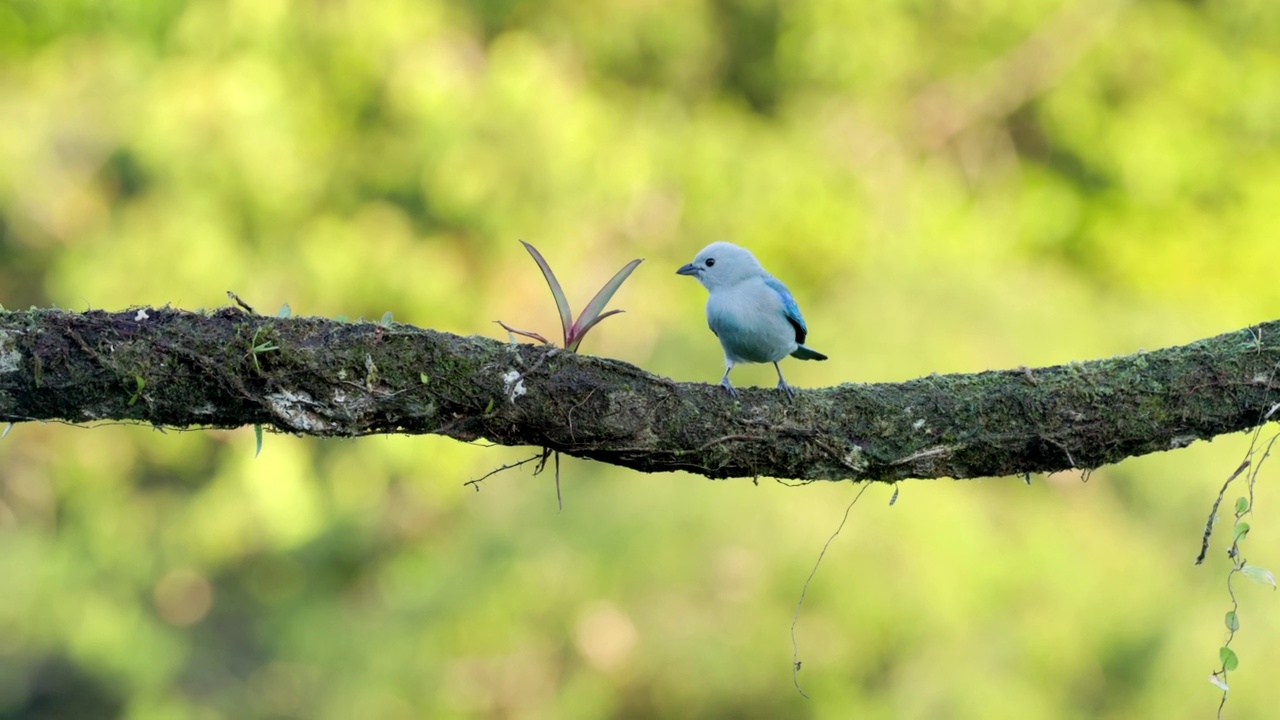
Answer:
[705,258,715,267]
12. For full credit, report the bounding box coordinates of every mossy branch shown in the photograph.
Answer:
[2,307,1279,483]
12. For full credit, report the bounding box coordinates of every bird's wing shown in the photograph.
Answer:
[763,276,807,344]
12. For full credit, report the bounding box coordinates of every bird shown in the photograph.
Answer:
[676,242,827,399]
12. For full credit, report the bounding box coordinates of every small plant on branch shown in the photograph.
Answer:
[496,240,643,352]
[485,240,642,511]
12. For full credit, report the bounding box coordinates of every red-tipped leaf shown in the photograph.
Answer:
[494,320,550,345]
[567,309,625,352]
[566,257,643,351]
[519,240,573,346]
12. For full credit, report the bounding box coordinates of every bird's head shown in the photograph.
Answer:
[676,242,763,291]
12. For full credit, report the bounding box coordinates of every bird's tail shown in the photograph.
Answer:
[791,345,828,361]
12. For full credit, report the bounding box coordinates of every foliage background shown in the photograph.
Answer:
[2,0,1280,717]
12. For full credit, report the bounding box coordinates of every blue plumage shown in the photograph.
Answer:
[763,276,807,344]
[677,242,827,399]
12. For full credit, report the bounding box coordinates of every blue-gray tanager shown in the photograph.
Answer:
[677,242,827,399]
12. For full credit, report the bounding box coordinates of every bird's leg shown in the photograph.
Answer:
[773,362,795,400]
[719,365,738,399]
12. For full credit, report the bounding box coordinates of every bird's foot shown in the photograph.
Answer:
[719,377,738,399]
[776,378,795,400]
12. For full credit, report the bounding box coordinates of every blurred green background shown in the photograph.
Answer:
[2,0,1280,717]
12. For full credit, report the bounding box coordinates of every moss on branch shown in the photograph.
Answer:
[2,307,1278,482]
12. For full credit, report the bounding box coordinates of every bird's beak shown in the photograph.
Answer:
[676,263,700,277]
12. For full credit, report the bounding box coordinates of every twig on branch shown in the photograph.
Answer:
[465,452,545,491]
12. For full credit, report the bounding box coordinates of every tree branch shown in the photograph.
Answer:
[2,307,1278,482]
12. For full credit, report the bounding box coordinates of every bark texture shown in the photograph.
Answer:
[2,307,1278,483]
